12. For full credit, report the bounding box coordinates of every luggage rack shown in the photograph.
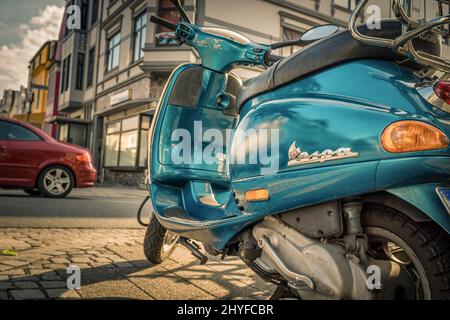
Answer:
[349,0,450,73]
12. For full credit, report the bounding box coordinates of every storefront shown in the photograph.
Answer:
[94,84,157,185]
[47,116,91,147]
[103,113,151,170]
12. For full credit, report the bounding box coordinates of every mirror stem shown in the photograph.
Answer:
[271,40,303,50]
[170,0,192,24]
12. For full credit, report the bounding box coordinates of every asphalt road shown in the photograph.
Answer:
[0,186,151,228]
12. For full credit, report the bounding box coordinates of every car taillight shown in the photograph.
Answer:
[433,81,450,105]
[76,153,91,163]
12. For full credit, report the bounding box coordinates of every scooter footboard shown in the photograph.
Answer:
[150,180,252,248]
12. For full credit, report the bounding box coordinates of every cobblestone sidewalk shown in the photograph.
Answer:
[0,228,271,300]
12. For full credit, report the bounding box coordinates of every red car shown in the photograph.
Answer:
[0,118,97,198]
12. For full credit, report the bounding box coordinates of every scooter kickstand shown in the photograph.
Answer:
[178,237,209,265]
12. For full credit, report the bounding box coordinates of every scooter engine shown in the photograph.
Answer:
[251,216,373,300]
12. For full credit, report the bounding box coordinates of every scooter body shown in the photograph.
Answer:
[147,1,450,299]
[150,58,450,250]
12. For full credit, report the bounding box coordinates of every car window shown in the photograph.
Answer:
[0,121,42,141]
[0,121,6,140]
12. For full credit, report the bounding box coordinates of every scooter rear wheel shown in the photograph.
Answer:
[143,215,180,265]
[362,205,450,300]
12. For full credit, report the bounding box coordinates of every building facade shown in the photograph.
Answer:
[25,41,59,129]
[43,18,67,139]
[0,87,29,121]
[56,0,449,186]
[0,90,17,117]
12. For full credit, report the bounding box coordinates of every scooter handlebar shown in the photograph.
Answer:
[150,16,178,31]
[264,53,284,66]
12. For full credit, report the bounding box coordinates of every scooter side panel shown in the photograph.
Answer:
[232,59,450,181]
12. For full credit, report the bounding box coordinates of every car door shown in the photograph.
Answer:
[1,121,46,187]
[0,121,9,185]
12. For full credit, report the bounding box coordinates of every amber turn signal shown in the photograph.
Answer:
[381,121,449,153]
[244,189,270,202]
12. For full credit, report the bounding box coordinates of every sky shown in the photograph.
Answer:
[0,0,65,94]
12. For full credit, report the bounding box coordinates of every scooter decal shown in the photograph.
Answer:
[288,142,359,167]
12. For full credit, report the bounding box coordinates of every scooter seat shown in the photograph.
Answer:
[236,19,441,112]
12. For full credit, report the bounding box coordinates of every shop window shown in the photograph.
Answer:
[58,124,68,142]
[139,116,151,167]
[156,0,183,46]
[133,11,148,61]
[104,115,151,168]
[58,123,87,147]
[70,123,88,146]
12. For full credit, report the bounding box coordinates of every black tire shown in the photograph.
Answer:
[143,216,179,265]
[37,166,74,198]
[362,204,450,300]
[23,188,42,196]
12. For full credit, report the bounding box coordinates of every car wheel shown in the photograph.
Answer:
[22,188,42,196]
[37,166,74,198]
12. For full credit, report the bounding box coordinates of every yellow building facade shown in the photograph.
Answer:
[17,41,58,128]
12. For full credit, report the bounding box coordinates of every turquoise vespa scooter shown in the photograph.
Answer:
[143,0,450,299]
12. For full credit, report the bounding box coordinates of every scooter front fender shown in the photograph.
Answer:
[387,183,450,234]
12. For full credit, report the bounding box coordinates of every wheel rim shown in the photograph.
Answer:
[162,232,179,254]
[365,227,431,300]
[43,169,71,195]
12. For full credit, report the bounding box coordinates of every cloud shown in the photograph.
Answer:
[0,5,64,94]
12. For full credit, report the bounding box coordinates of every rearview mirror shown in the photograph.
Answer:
[300,24,339,42]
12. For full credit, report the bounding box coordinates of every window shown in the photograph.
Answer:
[0,122,42,141]
[106,32,121,72]
[87,47,95,88]
[156,0,183,46]
[133,11,148,61]
[47,72,54,106]
[139,116,151,167]
[81,0,88,31]
[333,0,357,11]
[282,27,302,55]
[48,42,56,60]
[91,0,99,26]
[76,53,84,90]
[104,115,151,168]
[58,123,87,147]
[34,90,40,111]
[61,55,71,93]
